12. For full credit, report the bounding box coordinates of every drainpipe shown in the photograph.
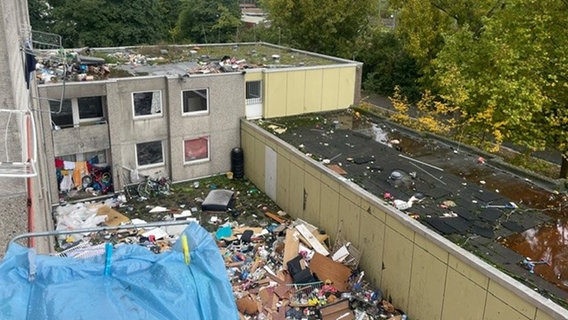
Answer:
[26,114,34,248]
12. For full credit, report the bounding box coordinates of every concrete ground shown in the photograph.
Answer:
[263,109,568,306]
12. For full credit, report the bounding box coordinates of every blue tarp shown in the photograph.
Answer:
[0,222,238,320]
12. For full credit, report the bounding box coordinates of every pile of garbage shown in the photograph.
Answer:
[52,189,407,320]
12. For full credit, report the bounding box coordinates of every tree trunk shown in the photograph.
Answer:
[560,155,568,179]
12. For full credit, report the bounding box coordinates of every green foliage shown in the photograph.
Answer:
[31,0,178,48]
[390,0,504,85]
[432,0,568,177]
[260,0,377,58]
[173,0,241,43]
[389,86,457,135]
[359,29,421,102]
[28,0,53,32]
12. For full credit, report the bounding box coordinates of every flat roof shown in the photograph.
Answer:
[35,42,357,84]
[256,109,568,305]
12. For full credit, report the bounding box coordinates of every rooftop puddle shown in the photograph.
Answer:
[367,119,568,292]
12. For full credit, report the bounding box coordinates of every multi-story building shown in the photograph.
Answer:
[36,43,362,206]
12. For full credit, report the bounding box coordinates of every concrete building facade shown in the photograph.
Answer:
[35,44,362,207]
[0,0,52,254]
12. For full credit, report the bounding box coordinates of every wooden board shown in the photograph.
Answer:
[309,253,351,291]
[295,224,329,256]
[283,230,300,270]
[96,205,130,226]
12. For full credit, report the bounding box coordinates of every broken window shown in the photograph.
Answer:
[245,80,262,104]
[78,96,104,124]
[49,96,106,129]
[184,136,209,163]
[133,91,162,118]
[49,99,73,128]
[182,89,208,114]
[136,141,164,167]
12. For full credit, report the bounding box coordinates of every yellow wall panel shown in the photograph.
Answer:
[253,135,266,186]
[338,67,356,107]
[448,255,489,288]
[288,161,305,220]
[382,225,413,311]
[241,130,259,187]
[320,171,340,190]
[361,199,386,223]
[408,245,447,320]
[386,214,415,241]
[535,309,555,320]
[321,68,341,111]
[286,71,306,116]
[303,171,321,225]
[276,152,290,211]
[244,71,263,82]
[442,268,486,320]
[338,193,361,247]
[358,213,385,286]
[304,69,323,112]
[319,182,340,238]
[484,292,532,320]
[338,184,360,206]
[264,72,288,118]
[488,280,537,318]
[414,233,449,263]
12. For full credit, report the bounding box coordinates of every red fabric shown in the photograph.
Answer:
[55,158,64,169]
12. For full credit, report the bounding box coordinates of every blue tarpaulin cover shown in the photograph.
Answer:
[0,222,238,320]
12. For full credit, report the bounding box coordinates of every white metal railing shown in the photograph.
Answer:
[0,109,37,177]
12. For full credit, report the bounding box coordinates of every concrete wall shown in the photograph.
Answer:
[240,120,568,320]
[0,0,54,255]
[38,72,245,201]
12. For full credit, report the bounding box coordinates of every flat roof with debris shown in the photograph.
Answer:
[256,109,568,307]
[34,42,357,84]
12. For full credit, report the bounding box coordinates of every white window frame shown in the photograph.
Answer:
[135,140,165,168]
[183,136,210,164]
[50,96,106,128]
[132,90,163,119]
[181,89,209,116]
[245,80,262,105]
[77,96,105,125]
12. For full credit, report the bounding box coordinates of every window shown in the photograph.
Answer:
[78,96,104,123]
[246,81,262,102]
[184,137,209,163]
[182,89,208,114]
[136,141,164,167]
[49,96,106,129]
[49,99,73,128]
[133,91,162,118]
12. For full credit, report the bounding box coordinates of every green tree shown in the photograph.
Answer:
[28,0,53,33]
[358,29,420,101]
[390,0,505,85]
[32,0,174,48]
[260,0,377,58]
[433,0,568,178]
[173,0,241,43]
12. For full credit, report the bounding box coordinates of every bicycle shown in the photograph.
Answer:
[82,165,113,194]
[137,175,170,197]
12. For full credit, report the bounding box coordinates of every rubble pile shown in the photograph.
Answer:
[52,187,407,320]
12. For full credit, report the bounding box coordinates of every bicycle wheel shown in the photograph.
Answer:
[82,175,92,188]
[137,181,149,197]
[158,180,170,193]
[100,172,111,185]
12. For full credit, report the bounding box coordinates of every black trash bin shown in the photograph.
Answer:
[231,147,244,179]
